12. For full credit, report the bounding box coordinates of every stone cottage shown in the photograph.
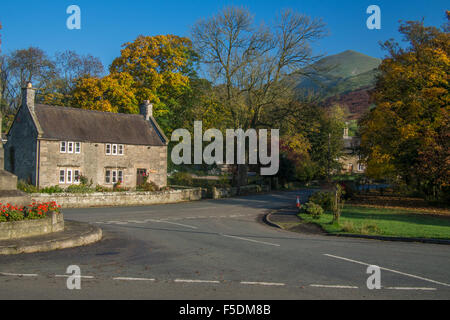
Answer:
[4,83,168,189]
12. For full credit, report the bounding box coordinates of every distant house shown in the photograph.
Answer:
[339,123,365,174]
[4,83,168,189]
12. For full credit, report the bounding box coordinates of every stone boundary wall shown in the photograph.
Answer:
[212,185,270,199]
[0,212,64,240]
[29,188,203,209]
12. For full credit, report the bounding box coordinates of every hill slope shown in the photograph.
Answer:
[293,50,381,97]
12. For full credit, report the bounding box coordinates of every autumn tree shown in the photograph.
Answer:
[360,16,450,200]
[71,73,138,113]
[70,35,198,135]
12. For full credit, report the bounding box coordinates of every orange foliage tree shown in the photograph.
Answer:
[360,15,450,200]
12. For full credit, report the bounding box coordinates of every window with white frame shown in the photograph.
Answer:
[60,142,67,153]
[59,169,65,183]
[75,142,81,154]
[112,144,118,155]
[118,145,124,155]
[67,142,74,153]
[74,170,80,183]
[106,144,111,155]
[105,170,111,183]
[104,169,123,184]
[67,169,73,183]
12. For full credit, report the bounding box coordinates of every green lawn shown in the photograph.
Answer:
[298,205,450,239]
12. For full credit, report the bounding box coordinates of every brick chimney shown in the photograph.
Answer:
[22,82,36,113]
[140,100,153,120]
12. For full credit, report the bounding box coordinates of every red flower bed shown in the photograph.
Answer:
[0,201,61,222]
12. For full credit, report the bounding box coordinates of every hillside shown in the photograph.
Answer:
[293,50,380,96]
[292,50,381,119]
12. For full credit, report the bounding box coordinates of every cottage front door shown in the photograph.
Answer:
[136,168,147,186]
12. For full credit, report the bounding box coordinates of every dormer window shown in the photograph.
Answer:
[68,142,74,153]
[106,144,111,155]
[118,145,124,155]
[60,142,67,153]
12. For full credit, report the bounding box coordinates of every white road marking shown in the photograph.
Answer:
[55,275,95,279]
[145,219,198,229]
[240,281,285,286]
[385,287,437,291]
[221,234,280,247]
[174,279,220,284]
[310,284,358,289]
[324,254,450,288]
[0,272,38,277]
[113,277,155,281]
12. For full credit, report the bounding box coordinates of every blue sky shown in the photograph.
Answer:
[0,0,447,72]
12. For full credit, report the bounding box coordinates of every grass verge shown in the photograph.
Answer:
[298,205,450,240]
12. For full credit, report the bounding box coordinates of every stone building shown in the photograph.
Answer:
[4,83,168,189]
[339,124,365,174]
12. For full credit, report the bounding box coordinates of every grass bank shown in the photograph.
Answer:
[298,205,450,240]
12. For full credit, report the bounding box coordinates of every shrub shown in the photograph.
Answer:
[95,185,112,192]
[170,172,193,186]
[39,185,64,194]
[308,191,333,212]
[17,180,39,193]
[136,180,160,192]
[65,184,95,193]
[304,202,324,219]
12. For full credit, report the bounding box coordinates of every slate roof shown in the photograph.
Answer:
[33,104,167,146]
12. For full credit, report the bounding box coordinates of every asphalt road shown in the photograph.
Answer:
[0,190,449,299]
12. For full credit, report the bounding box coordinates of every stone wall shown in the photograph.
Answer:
[29,188,203,208]
[212,185,270,199]
[0,212,64,240]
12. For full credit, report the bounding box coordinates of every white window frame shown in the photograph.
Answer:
[75,142,81,154]
[118,170,123,183]
[106,144,111,155]
[67,169,73,184]
[105,170,111,184]
[68,142,74,154]
[60,142,67,153]
[112,144,118,155]
[118,144,124,155]
[112,170,117,183]
[59,169,65,183]
[74,170,80,184]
